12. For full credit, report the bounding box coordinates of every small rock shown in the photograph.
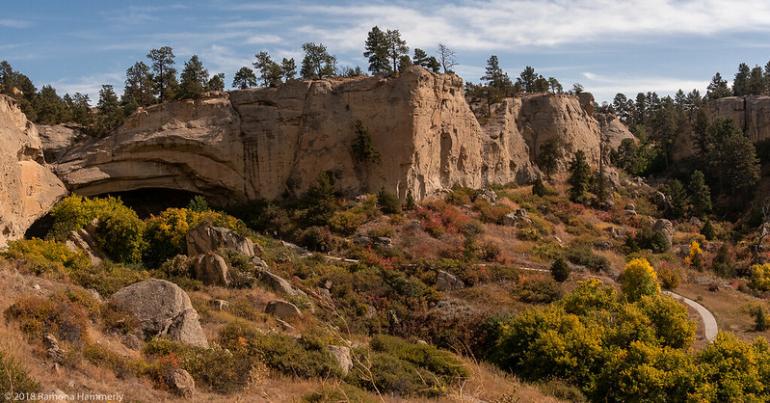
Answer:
[436,270,464,291]
[44,333,65,364]
[689,217,703,227]
[164,368,195,399]
[373,237,392,247]
[275,318,295,331]
[502,209,532,226]
[328,345,352,376]
[32,284,41,291]
[265,300,302,321]
[476,189,497,204]
[322,280,333,290]
[353,235,371,246]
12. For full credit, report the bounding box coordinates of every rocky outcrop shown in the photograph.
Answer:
[65,218,105,265]
[186,222,256,257]
[597,114,636,150]
[265,299,302,321]
[54,68,621,203]
[37,124,86,162]
[192,252,230,287]
[109,279,208,347]
[0,95,67,246]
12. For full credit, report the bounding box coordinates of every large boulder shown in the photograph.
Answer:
[0,95,67,246]
[191,252,230,286]
[163,368,195,398]
[109,279,208,347]
[258,269,305,296]
[436,270,464,291]
[653,219,674,251]
[265,300,302,321]
[186,222,255,257]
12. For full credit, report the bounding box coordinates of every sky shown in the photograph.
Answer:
[3,0,770,103]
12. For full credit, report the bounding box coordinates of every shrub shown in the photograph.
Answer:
[551,257,571,282]
[4,239,90,276]
[701,220,716,241]
[369,335,468,380]
[474,199,511,224]
[49,195,145,264]
[4,293,90,347]
[299,226,337,252]
[186,195,209,212]
[83,343,148,378]
[69,262,149,297]
[328,210,367,235]
[303,384,376,403]
[218,322,342,379]
[684,240,703,270]
[0,351,40,397]
[750,263,770,292]
[620,258,659,301]
[517,278,563,303]
[377,188,402,214]
[657,265,681,290]
[348,349,445,397]
[144,338,253,393]
[565,245,610,272]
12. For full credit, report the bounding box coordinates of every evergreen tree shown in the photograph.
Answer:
[547,77,563,94]
[385,29,409,73]
[568,150,592,203]
[665,179,689,219]
[178,55,209,99]
[701,219,716,241]
[536,138,562,180]
[363,26,391,74]
[123,61,155,109]
[706,72,731,99]
[612,93,633,123]
[481,55,513,98]
[68,93,92,127]
[94,85,123,136]
[207,73,225,92]
[705,119,761,199]
[253,51,282,87]
[764,61,770,95]
[280,58,297,81]
[517,66,540,93]
[0,60,38,120]
[33,85,66,124]
[351,120,380,163]
[551,257,571,282]
[412,48,440,73]
[532,176,548,196]
[405,191,416,210]
[733,63,750,96]
[748,65,765,95]
[232,66,257,89]
[147,46,177,102]
[688,170,712,218]
[300,43,336,80]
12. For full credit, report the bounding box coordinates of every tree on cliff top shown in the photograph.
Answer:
[385,29,409,73]
[123,61,155,109]
[147,46,177,102]
[253,51,282,87]
[232,67,257,89]
[364,26,391,75]
[281,58,297,81]
[413,48,440,73]
[481,55,514,99]
[178,55,209,99]
[301,43,336,80]
[437,43,456,74]
[733,62,750,96]
[706,72,731,99]
[207,73,225,92]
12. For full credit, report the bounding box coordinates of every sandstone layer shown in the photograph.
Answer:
[0,95,67,246]
[55,67,626,204]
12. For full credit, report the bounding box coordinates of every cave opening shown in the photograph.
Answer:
[24,188,208,239]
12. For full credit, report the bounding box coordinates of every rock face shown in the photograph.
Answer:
[186,222,256,257]
[109,279,208,347]
[54,68,622,203]
[192,252,230,286]
[0,95,67,246]
[597,114,636,150]
[65,218,105,266]
[36,124,86,162]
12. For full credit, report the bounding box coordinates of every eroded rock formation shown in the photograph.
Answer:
[0,95,67,246]
[54,67,627,204]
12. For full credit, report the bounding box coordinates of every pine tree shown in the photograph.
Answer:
[568,150,592,203]
[517,66,541,93]
[385,30,409,73]
[280,58,296,81]
[33,85,66,124]
[748,65,765,95]
[178,55,209,99]
[481,55,513,98]
[706,72,731,99]
[413,48,440,73]
[688,170,712,218]
[536,138,562,181]
[147,46,177,102]
[364,26,391,74]
[232,67,257,89]
[95,85,123,136]
[705,119,761,198]
[666,179,689,219]
[733,63,751,96]
[550,257,571,282]
[123,61,155,108]
[547,77,563,94]
[300,43,336,80]
[207,73,225,92]
[68,92,92,127]
[253,51,282,87]
[701,219,716,241]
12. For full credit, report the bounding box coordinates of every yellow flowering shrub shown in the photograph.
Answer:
[620,258,660,301]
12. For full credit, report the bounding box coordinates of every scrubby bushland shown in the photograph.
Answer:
[0,351,40,397]
[4,238,90,276]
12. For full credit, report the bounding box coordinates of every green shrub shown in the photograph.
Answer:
[550,257,571,282]
[348,349,445,397]
[517,278,563,303]
[218,322,342,379]
[49,195,145,264]
[0,350,40,397]
[299,226,337,252]
[4,238,90,276]
[186,195,210,212]
[69,262,149,297]
[369,335,468,379]
[83,343,148,378]
[4,293,90,347]
[144,338,253,394]
[377,188,402,214]
[303,384,377,403]
[566,245,610,272]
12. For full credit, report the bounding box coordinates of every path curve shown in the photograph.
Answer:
[662,291,718,342]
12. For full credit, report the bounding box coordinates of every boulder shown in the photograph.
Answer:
[192,252,230,286]
[503,208,532,226]
[186,222,256,257]
[65,218,105,266]
[327,345,353,376]
[436,270,464,291]
[164,368,195,399]
[265,300,302,321]
[258,270,304,296]
[476,189,497,204]
[109,279,208,347]
[653,219,674,251]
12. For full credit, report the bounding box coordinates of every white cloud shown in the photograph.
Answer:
[580,71,709,101]
[244,34,284,45]
[0,19,31,28]
[50,72,124,103]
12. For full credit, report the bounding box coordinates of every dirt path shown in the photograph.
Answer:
[663,290,719,342]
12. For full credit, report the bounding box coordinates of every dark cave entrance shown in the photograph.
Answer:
[24,188,206,239]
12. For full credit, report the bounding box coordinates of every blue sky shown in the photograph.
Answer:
[3,0,770,103]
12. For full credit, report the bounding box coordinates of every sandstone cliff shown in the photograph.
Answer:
[0,95,67,246]
[55,67,625,204]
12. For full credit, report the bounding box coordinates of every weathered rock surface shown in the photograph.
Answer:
[164,368,195,398]
[436,270,464,291]
[186,222,256,257]
[192,252,230,286]
[37,124,86,162]
[597,114,636,149]
[327,345,353,376]
[259,269,304,296]
[54,67,618,203]
[0,95,67,246]
[653,219,674,251]
[65,218,105,265]
[109,279,208,347]
[265,299,302,321]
